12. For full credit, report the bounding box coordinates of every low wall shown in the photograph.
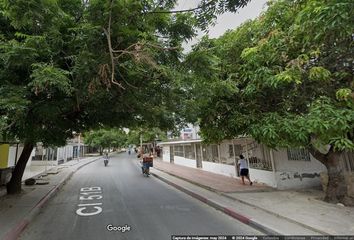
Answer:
[202,161,236,178]
[250,168,277,188]
[174,156,197,168]
[31,160,58,166]
[276,171,322,190]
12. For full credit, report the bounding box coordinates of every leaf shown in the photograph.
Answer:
[309,67,331,82]
[29,63,73,95]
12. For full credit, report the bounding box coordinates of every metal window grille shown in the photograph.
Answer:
[229,145,234,158]
[211,145,219,162]
[202,145,217,162]
[287,148,311,161]
[184,145,195,160]
[248,143,273,171]
[174,145,184,157]
[234,144,242,156]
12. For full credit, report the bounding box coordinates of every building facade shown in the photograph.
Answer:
[159,138,354,192]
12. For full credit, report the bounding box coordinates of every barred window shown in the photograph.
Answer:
[211,145,219,162]
[229,145,234,158]
[248,144,272,171]
[184,145,195,160]
[234,144,242,156]
[174,145,184,157]
[287,148,311,161]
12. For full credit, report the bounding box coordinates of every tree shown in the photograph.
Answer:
[126,127,167,146]
[0,0,190,194]
[186,0,354,205]
[84,128,127,154]
[0,0,249,194]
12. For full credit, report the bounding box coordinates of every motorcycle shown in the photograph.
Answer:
[141,156,153,177]
[104,156,109,167]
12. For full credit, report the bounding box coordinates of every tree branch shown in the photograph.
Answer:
[308,144,328,165]
[103,0,125,90]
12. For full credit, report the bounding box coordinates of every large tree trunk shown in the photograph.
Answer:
[6,142,34,194]
[309,146,354,206]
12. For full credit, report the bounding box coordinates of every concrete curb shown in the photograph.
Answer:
[3,157,101,240]
[149,170,280,235]
[218,192,329,235]
[153,165,329,235]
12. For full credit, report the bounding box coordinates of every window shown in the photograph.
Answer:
[287,148,310,161]
[174,145,184,157]
[248,143,272,171]
[184,145,195,160]
[229,145,234,158]
[211,145,219,162]
[234,144,242,157]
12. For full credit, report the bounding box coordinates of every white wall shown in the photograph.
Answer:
[56,146,73,161]
[57,147,65,160]
[162,146,170,162]
[65,145,74,160]
[219,141,236,165]
[8,146,22,167]
[275,172,322,190]
[174,156,197,168]
[249,168,277,188]
[7,145,34,167]
[202,161,237,178]
[31,160,58,166]
[273,150,326,172]
[272,149,327,189]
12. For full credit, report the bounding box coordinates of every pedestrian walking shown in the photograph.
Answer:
[238,155,253,185]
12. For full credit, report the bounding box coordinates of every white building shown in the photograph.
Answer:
[159,137,354,192]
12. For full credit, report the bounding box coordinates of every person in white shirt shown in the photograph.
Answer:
[238,155,253,185]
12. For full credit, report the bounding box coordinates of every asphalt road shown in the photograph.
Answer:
[20,153,262,240]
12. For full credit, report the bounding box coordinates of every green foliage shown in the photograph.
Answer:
[0,0,203,146]
[186,0,354,154]
[29,63,72,95]
[336,88,352,101]
[126,128,167,146]
[308,67,331,82]
[84,128,127,149]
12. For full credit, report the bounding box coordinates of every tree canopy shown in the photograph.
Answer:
[126,127,167,146]
[185,0,354,204]
[84,128,127,153]
[0,0,250,193]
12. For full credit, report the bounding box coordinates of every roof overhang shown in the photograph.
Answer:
[158,139,202,145]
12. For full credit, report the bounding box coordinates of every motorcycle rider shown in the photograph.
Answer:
[104,152,109,166]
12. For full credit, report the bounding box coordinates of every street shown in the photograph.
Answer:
[19,153,262,240]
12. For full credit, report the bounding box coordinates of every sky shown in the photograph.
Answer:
[176,0,269,51]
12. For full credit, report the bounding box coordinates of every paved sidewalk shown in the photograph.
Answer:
[150,159,354,235]
[0,156,102,240]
